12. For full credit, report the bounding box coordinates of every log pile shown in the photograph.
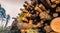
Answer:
[11,0,60,33]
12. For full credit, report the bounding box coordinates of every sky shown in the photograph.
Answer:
[0,0,30,27]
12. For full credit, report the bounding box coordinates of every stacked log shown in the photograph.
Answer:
[11,0,60,33]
